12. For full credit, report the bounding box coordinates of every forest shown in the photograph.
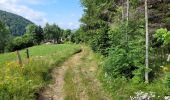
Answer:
[0,0,170,99]
[0,10,33,35]
[74,0,170,99]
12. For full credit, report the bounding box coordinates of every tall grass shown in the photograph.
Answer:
[0,44,81,100]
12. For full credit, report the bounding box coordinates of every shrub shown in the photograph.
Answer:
[103,20,145,79]
[5,34,34,52]
[154,28,170,46]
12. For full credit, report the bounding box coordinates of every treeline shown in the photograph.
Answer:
[0,21,73,53]
[0,10,33,35]
[74,0,170,99]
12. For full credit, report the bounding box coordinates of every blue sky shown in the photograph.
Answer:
[0,0,84,29]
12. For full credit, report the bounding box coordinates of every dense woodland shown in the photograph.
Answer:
[0,10,33,35]
[0,0,170,99]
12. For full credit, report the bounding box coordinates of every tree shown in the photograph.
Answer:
[63,29,72,42]
[0,21,10,53]
[26,24,44,45]
[44,23,51,41]
[145,0,149,83]
[44,23,62,43]
[34,26,44,44]
[25,24,37,35]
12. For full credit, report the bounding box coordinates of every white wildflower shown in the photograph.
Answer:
[160,66,164,68]
[167,54,170,62]
[165,96,170,100]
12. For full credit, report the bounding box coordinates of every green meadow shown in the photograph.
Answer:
[0,44,81,100]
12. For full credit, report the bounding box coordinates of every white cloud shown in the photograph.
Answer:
[0,0,82,29]
[0,0,47,26]
[22,0,58,5]
[58,22,80,30]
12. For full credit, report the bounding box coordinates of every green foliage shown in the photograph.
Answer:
[63,29,72,42]
[34,26,44,44]
[71,27,87,43]
[90,26,110,55]
[26,24,44,45]
[44,23,63,43]
[130,0,141,8]
[0,21,10,53]
[164,17,170,23]
[154,28,170,46]
[78,0,116,55]
[25,24,37,34]
[0,10,33,35]
[74,0,170,98]
[5,24,45,52]
[165,73,170,88]
[5,34,34,52]
[104,19,145,78]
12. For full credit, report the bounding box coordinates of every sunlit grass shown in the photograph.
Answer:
[0,44,81,99]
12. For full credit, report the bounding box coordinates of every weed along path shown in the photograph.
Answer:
[39,47,111,100]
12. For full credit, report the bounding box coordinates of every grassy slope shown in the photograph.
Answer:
[0,44,79,64]
[0,44,81,100]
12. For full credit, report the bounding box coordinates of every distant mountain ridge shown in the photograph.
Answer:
[0,10,34,35]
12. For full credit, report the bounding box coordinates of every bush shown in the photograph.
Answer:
[91,27,110,55]
[103,20,145,79]
[5,34,34,52]
[154,28,170,46]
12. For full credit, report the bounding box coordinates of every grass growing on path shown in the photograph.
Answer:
[0,44,81,100]
[64,67,78,100]
[63,46,111,100]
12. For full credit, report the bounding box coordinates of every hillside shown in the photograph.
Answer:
[0,10,33,35]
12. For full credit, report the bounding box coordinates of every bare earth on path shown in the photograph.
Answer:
[39,47,111,100]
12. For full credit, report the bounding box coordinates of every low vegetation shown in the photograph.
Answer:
[0,44,81,99]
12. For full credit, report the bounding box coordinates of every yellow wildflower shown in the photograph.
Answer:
[163,66,169,72]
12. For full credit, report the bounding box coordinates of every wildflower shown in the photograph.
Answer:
[160,66,164,68]
[165,96,170,100]
[28,58,33,63]
[131,91,156,100]
[163,66,169,72]
[141,93,148,99]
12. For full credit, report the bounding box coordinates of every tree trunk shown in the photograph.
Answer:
[121,0,125,21]
[145,0,149,83]
[126,0,129,50]
[126,0,129,22]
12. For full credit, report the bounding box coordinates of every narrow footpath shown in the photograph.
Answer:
[39,47,111,100]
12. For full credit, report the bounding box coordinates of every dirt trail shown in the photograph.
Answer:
[39,48,111,100]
